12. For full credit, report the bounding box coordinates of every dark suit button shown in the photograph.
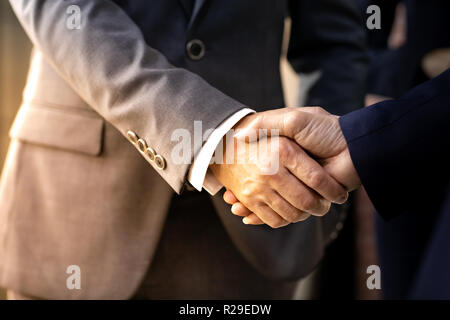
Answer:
[186,39,205,61]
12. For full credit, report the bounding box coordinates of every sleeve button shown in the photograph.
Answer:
[137,139,148,153]
[146,147,156,162]
[127,130,139,144]
[155,155,166,170]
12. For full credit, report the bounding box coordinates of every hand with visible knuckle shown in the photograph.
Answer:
[210,106,358,228]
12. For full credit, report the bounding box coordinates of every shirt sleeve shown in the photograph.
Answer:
[188,108,255,195]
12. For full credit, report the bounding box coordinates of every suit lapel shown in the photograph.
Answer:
[178,0,193,19]
[188,0,208,29]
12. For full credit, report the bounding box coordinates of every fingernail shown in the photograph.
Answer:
[243,217,250,224]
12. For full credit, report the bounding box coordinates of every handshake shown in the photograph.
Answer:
[210,107,362,228]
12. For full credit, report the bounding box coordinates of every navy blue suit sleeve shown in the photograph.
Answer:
[339,69,450,219]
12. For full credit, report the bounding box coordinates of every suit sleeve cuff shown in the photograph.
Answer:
[187,108,255,195]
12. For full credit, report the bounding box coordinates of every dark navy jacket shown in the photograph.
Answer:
[340,69,450,299]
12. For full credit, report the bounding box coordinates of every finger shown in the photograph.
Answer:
[248,204,290,229]
[233,107,329,141]
[233,108,301,142]
[266,191,313,222]
[242,213,264,225]
[269,167,331,216]
[231,203,253,217]
[223,189,239,205]
[300,106,330,116]
[282,141,348,204]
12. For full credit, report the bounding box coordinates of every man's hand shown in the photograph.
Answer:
[209,111,349,228]
[221,107,361,226]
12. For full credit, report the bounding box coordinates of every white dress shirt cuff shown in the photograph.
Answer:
[187,108,255,195]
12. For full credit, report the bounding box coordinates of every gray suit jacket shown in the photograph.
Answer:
[0,0,366,299]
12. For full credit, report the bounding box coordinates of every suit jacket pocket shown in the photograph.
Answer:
[9,103,104,156]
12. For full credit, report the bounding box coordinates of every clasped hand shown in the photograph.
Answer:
[210,107,361,228]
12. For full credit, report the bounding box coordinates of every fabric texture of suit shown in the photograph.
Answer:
[340,69,450,299]
[0,0,366,299]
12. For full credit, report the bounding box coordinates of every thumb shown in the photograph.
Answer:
[292,111,346,159]
[299,106,331,116]
[234,107,345,159]
[233,108,304,142]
